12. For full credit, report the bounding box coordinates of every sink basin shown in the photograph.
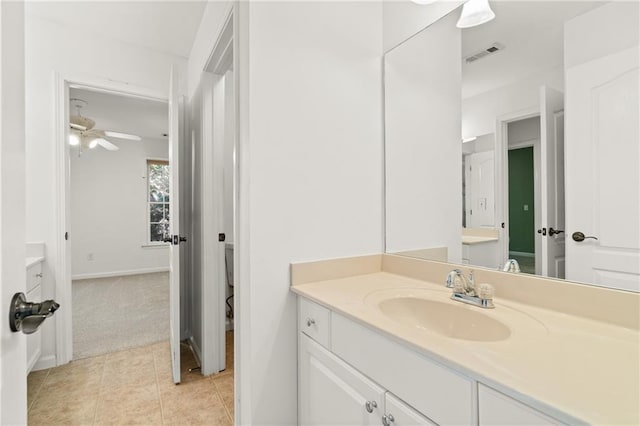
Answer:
[377,297,511,342]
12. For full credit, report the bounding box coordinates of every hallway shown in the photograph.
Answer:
[27,332,235,425]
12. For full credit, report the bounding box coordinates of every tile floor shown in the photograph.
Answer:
[27,331,235,425]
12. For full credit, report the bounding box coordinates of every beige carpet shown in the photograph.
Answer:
[72,272,169,360]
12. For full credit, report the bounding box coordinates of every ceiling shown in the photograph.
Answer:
[26,1,207,58]
[70,87,168,141]
[462,1,608,99]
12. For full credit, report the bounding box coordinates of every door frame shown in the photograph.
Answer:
[53,71,167,365]
[495,106,540,270]
[199,2,233,383]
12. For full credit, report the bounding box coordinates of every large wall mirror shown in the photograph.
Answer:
[384,1,639,292]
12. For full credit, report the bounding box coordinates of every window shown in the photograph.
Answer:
[147,159,170,243]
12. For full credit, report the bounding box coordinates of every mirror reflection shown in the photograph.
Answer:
[384,1,639,292]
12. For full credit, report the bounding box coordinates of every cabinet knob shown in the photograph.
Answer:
[382,414,395,426]
[35,273,43,278]
[365,400,377,413]
[306,318,315,327]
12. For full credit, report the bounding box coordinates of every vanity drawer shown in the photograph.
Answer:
[26,262,43,292]
[298,297,330,348]
[331,313,474,426]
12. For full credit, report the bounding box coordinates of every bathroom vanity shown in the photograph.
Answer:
[25,242,45,373]
[291,254,639,425]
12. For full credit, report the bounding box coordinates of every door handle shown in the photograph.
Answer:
[537,227,547,236]
[549,227,564,236]
[572,231,598,242]
[9,293,60,334]
[163,234,173,243]
[179,236,187,243]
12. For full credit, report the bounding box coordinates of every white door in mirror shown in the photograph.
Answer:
[565,46,640,291]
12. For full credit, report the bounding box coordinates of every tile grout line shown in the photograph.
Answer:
[152,351,166,425]
[212,378,233,423]
[28,368,51,413]
[92,355,108,425]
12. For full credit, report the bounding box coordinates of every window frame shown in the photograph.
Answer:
[146,158,170,246]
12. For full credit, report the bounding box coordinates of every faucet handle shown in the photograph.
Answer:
[478,283,494,300]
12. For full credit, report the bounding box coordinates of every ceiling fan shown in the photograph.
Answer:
[69,98,141,152]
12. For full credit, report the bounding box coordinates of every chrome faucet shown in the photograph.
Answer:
[445,269,494,309]
[502,259,521,273]
[446,269,475,294]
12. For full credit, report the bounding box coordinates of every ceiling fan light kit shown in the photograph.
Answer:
[68,98,142,152]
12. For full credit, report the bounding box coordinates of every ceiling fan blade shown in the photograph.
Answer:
[95,138,119,151]
[69,123,87,131]
[70,115,95,131]
[104,131,141,141]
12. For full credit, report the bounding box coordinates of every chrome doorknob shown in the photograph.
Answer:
[306,318,315,327]
[382,414,395,426]
[9,293,60,334]
[572,231,598,242]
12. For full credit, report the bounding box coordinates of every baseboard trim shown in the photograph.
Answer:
[72,267,170,280]
[32,355,57,372]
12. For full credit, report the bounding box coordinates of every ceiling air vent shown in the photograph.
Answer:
[464,42,505,63]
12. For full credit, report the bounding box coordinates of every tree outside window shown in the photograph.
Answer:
[148,159,170,243]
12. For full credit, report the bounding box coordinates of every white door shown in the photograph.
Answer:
[465,151,495,228]
[299,335,385,425]
[565,47,640,291]
[168,65,182,383]
[0,0,27,422]
[539,86,565,278]
[384,392,436,426]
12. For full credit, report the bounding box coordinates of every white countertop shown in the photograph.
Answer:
[292,272,639,425]
[462,235,499,245]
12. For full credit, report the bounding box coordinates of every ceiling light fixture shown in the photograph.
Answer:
[88,138,99,149]
[456,0,495,29]
[69,132,80,146]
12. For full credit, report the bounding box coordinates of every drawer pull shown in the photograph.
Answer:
[365,400,377,413]
[382,414,395,426]
[306,318,315,327]
[35,273,43,278]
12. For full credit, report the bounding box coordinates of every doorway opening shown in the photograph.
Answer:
[507,146,535,274]
[67,88,171,360]
[506,116,540,275]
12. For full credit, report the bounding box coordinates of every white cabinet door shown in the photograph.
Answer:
[479,384,562,425]
[384,392,436,426]
[299,334,385,426]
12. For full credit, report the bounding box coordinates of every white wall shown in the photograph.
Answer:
[70,139,169,279]
[508,116,540,147]
[383,0,463,52]
[235,2,384,423]
[462,66,563,139]
[25,8,187,367]
[385,11,462,259]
